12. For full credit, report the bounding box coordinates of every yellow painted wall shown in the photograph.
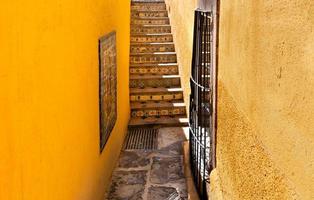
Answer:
[211,0,314,199]
[0,0,130,199]
[165,0,197,111]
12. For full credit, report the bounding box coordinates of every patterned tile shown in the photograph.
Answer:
[131,107,186,117]
[130,66,178,75]
[131,4,166,11]
[131,26,171,34]
[131,34,173,43]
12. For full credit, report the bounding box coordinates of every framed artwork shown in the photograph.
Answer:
[99,31,117,152]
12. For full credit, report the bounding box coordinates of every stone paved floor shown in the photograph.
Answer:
[105,127,189,200]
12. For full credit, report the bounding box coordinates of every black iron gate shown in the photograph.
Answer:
[189,10,214,199]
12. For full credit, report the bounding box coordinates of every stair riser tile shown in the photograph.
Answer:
[130,78,180,88]
[131,4,166,11]
[132,18,169,25]
[130,93,183,102]
[130,54,177,64]
[131,108,186,117]
[130,44,175,53]
[131,35,173,43]
[131,26,171,34]
[131,11,168,18]
[130,66,178,75]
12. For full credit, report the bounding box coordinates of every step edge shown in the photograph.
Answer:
[130,63,178,67]
[128,116,189,126]
[130,87,184,94]
[130,74,180,79]
[132,17,169,19]
[131,103,186,109]
[130,42,174,45]
[130,33,173,36]
[130,52,176,56]
[131,24,171,27]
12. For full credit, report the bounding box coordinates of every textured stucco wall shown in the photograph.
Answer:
[211,84,298,199]
[0,0,130,199]
[165,0,198,112]
[212,0,314,199]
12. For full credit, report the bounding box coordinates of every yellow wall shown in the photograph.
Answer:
[212,0,314,199]
[0,0,130,199]
[165,0,197,111]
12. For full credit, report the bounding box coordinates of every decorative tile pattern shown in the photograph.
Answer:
[132,11,168,18]
[99,31,117,150]
[130,44,175,53]
[131,3,166,11]
[131,34,173,43]
[130,93,183,102]
[132,18,169,25]
[131,107,186,117]
[130,77,180,88]
[131,25,171,34]
[130,54,177,64]
[130,66,178,75]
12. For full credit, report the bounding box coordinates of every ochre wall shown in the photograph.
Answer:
[212,0,314,199]
[0,0,130,199]
[165,0,197,111]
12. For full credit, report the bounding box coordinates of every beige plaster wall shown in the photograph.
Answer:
[165,0,198,112]
[212,0,314,199]
[211,84,298,199]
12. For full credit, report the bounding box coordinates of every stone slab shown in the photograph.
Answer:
[150,156,185,184]
[118,151,151,168]
[147,186,179,200]
[107,170,147,200]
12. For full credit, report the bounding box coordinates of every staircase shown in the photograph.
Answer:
[129,0,188,127]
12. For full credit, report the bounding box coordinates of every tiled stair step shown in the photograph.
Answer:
[128,115,189,127]
[130,74,181,88]
[131,101,186,117]
[131,33,173,43]
[131,106,186,117]
[130,43,175,53]
[131,25,171,34]
[131,100,185,109]
[131,3,166,11]
[130,64,179,75]
[130,87,183,102]
[131,17,169,25]
[131,10,168,18]
[130,52,177,64]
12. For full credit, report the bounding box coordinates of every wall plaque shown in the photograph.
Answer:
[99,31,117,152]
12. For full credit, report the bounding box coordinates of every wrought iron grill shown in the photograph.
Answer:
[189,10,213,199]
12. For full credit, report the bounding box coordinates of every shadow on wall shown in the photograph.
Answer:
[165,0,198,113]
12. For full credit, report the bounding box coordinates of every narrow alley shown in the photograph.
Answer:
[2,0,314,199]
[107,0,191,199]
